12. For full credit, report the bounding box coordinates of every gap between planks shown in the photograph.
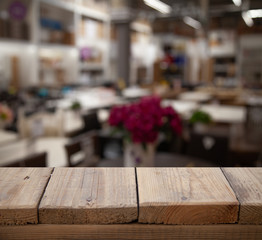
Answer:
[221,168,262,224]
[135,167,139,221]
[220,167,241,223]
[36,168,55,224]
[0,168,54,225]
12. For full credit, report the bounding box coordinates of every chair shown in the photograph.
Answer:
[64,132,98,167]
[229,117,262,166]
[187,131,229,166]
[94,129,123,160]
[157,134,183,153]
[245,104,262,144]
[82,111,101,133]
[4,152,47,167]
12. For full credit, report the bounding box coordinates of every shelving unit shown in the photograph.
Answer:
[76,11,109,86]
[150,36,187,87]
[129,21,157,85]
[241,50,262,88]
[0,0,111,89]
[208,30,238,87]
[80,62,103,71]
[211,56,237,87]
[239,35,262,89]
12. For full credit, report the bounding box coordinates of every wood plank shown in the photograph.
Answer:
[0,168,53,225]
[137,168,239,224]
[0,224,262,240]
[222,168,262,224]
[39,168,137,224]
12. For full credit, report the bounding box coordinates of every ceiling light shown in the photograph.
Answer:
[232,0,242,7]
[144,0,171,14]
[183,16,201,30]
[247,9,262,18]
[242,11,254,27]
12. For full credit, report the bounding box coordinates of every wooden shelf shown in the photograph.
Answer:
[40,0,109,21]
[40,0,75,13]
[80,63,103,71]
[76,5,109,21]
[39,43,77,50]
[77,38,107,48]
[131,22,151,34]
[0,39,34,46]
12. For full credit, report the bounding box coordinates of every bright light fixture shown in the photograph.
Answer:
[232,0,242,7]
[183,16,201,30]
[144,0,171,14]
[242,11,254,27]
[247,9,262,18]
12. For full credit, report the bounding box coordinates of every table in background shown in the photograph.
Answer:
[0,137,68,167]
[63,110,84,136]
[199,104,246,124]
[178,92,213,103]
[0,130,18,146]
[162,100,199,118]
[51,87,125,111]
[163,100,246,124]
[122,87,151,99]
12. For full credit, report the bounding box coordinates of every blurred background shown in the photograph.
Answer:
[0,0,262,168]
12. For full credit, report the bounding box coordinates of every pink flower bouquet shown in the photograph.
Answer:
[108,96,182,144]
[0,104,13,125]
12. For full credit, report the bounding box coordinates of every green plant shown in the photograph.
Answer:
[70,101,82,111]
[189,110,212,124]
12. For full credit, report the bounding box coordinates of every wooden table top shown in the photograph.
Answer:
[0,167,261,239]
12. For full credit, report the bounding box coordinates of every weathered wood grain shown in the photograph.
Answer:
[39,168,137,224]
[1,224,262,240]
[222,168,262,224]
[137,168,239,224]
[0,168,53,225]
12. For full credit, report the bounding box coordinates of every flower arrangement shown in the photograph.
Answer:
[108,96,182,144]
[0,104,13,127]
